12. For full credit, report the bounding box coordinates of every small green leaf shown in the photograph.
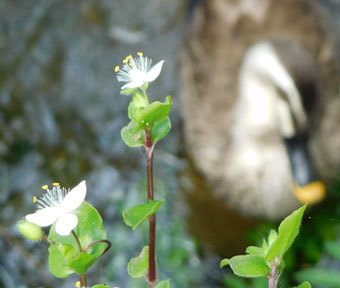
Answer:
[121,121,145,147]
[152,117,171,144]
[155,279,171,288]
[135,95,172,128]
[91,285,111,288]
[123,200,165,229]
[294,281,312,288]
[325,241,340,261]
[49,244,76,278]
[266,205,306,262]
[48,202,107,271]
[267,230,278,247]
[133,91,149,107]
[222,255,271,278]
[295,268,340,287]
[246,246,263,255]
[127,246,149,278]
[220,258,230,268]
[68,252,95,274]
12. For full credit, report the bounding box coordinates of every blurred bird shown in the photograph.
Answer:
[181,0,340,220]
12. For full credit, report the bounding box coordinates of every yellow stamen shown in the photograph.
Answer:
[33,196,37,203]
[129,61,134,67]
[42,185,48,190]
[53,182,60,186]
[122,58,129,64]
[114,65,120,72]
[137,51,143,56]
[75,281,81,287]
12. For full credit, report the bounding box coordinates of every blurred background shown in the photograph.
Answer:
[0,0,339,287]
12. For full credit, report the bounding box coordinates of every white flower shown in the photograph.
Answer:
[115,52,164,90]
[25,181,87,236]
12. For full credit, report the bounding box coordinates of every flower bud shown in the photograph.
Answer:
[17,220,43,241]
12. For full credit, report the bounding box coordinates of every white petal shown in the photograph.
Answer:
[60,180,86,213]
[145,60,164,82]
[25,207,61,227]
[121,79,144,89]
[55,213,78,236]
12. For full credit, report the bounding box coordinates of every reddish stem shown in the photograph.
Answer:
[146,130,157,287]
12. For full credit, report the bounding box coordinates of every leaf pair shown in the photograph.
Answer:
[121,95,172,147]
[48,202,108,277]
[128,246,170,287]
[221,205,307,279]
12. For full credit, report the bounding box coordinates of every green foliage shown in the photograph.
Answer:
[91,285,111,288]
[135,95,172,129]
[123,200,165,230]
[266,205,306,263]
[221,205,307,285]
[294,281,311,288]
[127,246,149,278]
[48,202,107,278]
[49,244,76,278]
[121,120,146,147]
[221,255,271,278]
[155,279,171,288]
[152,117,171,144]
[121,93,172,147]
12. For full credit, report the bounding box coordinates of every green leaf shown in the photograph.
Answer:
[220,258,230,268]
[121,120,145,147]
[152,117,171,144]
[266,205,306,262]
[68,252,95,274]
[325,241,340,261]
[135,95,172,128]
[127,246,149,278]
[155,279,171,288]
[246,246,263,255]
[133,91,149,108]
[91,285,111,288]
[267,230,278,247]
[49,244,76,278]
[294,281,312,288]
[48,202,107,274]
[221,255,271,278]
[123,200,165,230]
[295,268,340,287]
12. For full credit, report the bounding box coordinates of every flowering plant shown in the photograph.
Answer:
[18,181,111,287]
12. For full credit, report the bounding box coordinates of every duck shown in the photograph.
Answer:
[180,0,340,220]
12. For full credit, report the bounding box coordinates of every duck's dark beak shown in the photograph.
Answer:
[284,130,326,204]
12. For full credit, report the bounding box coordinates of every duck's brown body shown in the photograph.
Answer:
[181,0,340,219]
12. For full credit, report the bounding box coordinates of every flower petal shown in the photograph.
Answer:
[55,213,78,236]
[121,79,145,89]
[145,60,164,82]
[25,207,61,227]
[60,180,86,213]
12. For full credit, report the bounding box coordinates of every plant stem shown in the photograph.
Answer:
[72,231,88,287]
[268,263,278,288]
[146,130,157,287]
